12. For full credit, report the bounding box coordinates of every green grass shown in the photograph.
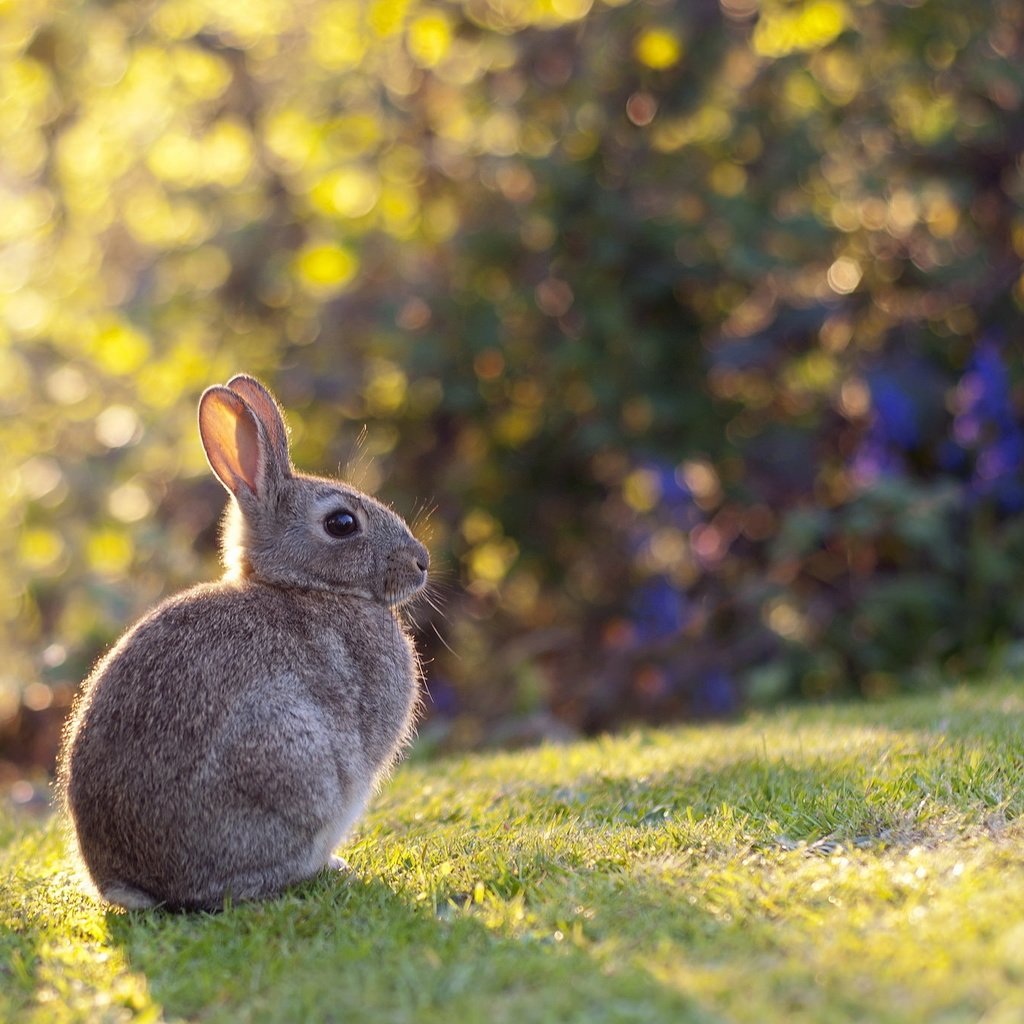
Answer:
[3,681,1024,1023]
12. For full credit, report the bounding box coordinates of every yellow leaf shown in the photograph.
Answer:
[20,528,66,573]
[408,13,452,68]
[623,469,661,513]
[202,119,253,187]
[294,243,359,294]
[93,321,151,375]
[754,0,847,58]
[369,0,412,37]
[310,167,380,219]
[309,2,367,70]
[172,45,232,100]
[365,360,408,414]
[635,28,683,70]
[87,528,134,577]
[467,539,519,584]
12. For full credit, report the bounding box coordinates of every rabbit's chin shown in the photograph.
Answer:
[387,581,428,608]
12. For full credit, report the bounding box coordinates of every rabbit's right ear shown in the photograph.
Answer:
[225,375,292,474]
[198,386,278,500]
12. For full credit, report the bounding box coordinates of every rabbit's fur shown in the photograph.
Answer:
[57,375,429,911]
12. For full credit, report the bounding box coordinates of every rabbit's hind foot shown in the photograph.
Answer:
[101,881,161,910]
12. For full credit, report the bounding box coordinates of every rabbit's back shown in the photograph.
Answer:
[61,581,418,908]
[66,580,417,769]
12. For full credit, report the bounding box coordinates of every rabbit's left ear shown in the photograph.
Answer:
[226,374,292,477]
[199,386,279,501]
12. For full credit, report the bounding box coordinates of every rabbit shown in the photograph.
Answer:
[56,374,429,911]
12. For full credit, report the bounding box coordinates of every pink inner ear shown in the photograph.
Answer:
[226,376,290,470]
[199,388,265,497]
[234,414,261,493]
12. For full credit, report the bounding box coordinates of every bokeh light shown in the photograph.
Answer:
[3,0,1024,775]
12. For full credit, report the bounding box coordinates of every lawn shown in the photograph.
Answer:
[2,680,1024,1023]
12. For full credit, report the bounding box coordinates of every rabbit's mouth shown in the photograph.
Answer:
[382,542,429,606]
[386,576,428,607]
[384,561,429,607]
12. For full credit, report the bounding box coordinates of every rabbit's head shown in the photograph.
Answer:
[199,375,429,606]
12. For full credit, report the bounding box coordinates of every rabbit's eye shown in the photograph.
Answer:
[324,510,359,538]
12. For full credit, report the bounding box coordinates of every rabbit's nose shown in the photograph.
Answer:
[413,542,430,574]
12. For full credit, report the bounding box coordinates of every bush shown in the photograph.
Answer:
[2,0,1024,765]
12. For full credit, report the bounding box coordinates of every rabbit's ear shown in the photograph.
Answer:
[225,375,292,476]
[198,386,275,499]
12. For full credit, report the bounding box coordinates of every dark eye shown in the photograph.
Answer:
[324,510,359,538]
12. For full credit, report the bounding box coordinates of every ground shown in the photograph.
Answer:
[2,680,1024,1023]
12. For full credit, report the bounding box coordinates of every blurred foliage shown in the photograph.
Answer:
[2,0,1024,770]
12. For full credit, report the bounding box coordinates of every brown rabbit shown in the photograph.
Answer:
[57,375,429,911]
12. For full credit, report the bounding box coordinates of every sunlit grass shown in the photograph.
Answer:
[3,680,1024,1023]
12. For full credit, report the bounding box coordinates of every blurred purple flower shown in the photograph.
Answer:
[869,375,919,449]
[693,670,738,717]
[628,456,702,555]
[425,674,459,716]
[958,336,1013,426]
[630,576,689,642]
[849,373,918,486]
[851,436,905,486]
[654,461,692,507]
[977,429,1024,481]
[938,438,968,472]
[953,335,1024,512]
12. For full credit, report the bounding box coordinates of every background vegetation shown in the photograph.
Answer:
[3,0,1024,775]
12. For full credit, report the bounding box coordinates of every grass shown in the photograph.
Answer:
[3,681,1024,1023]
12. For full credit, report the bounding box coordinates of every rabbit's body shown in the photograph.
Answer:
[58,377,429,910]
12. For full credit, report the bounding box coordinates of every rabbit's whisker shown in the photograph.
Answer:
[423,593,448,620]
[411,499,439,535]
[427,619,459,659]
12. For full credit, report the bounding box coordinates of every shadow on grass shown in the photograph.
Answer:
[475,751,1022,852]
[104,872,711,1024]
[98,762,889,1023]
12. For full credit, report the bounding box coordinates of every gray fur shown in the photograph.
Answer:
[56,376,428,911]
